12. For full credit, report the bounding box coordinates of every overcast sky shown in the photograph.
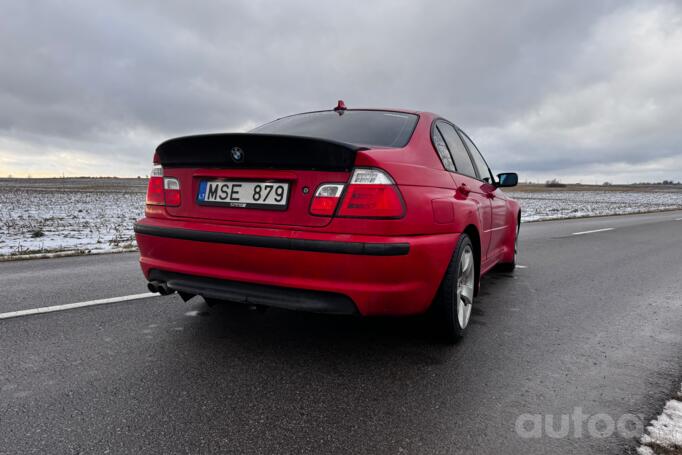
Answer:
[1,0,681,183]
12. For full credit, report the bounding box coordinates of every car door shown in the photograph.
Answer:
[458,129,508,258]
[434,121,494,261]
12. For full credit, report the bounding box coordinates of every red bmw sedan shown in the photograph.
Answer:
[134,103,520,341]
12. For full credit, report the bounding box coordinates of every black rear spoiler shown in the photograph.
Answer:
[155,133,367,171]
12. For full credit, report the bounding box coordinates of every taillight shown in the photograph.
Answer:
[337,168,405,218]
[145,165,181,207]
[145,165,164,205]
[310,184,345,216]
[163,177,181,207]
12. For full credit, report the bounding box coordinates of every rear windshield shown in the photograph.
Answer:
[251,110,419,148]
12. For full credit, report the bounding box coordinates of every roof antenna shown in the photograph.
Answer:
[333,100,347,115]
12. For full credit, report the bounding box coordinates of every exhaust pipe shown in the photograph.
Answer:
[147,281,175,296]
[158,282,173,295]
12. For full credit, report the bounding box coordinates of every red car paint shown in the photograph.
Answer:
[135,109,520,316]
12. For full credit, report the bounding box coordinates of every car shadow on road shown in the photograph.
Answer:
[174,268,520,362]
[113,269,527,453]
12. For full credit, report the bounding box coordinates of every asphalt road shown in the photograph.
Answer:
[1,210,681,454]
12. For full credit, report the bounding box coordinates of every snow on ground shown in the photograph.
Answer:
[2,179,682,258]
[638,386,682,455]
[0,179,145,257]
[507,191,682,222]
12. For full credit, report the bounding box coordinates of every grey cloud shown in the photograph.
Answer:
[0,0,680,181]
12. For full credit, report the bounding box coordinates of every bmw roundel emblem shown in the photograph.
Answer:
[230,146,244,163]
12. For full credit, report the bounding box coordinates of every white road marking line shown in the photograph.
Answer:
[515,265,528,269]
[0,293,157,321]
[571,227,614,236]
[675,218,682,221]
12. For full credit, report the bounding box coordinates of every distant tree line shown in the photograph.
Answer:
[602,180,681,186]
[544,179,567,188]
[538,178,681,187]
[631,180,681,185]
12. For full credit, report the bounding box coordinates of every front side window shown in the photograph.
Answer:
[459,131,495,183]
[252,110,419,148]
[437,122,478,178]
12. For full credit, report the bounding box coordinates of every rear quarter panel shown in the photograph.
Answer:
[342,112,485,249]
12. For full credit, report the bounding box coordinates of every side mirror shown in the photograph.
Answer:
[496,172,518,188]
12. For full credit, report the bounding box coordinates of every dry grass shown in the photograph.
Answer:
[0,177,148,193]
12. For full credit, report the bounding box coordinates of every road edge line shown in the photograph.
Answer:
[0,293,158,320]
[571,227,615,236]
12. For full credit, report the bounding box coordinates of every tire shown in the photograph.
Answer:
[496,222,519,272]
[432,233,476,343]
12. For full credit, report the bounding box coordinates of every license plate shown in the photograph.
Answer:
[197,180,289,210]
[197,180,289,209]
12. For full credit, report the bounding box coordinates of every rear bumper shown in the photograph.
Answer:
[134,223,410,256]
[150,270,358,315]
[135,218,458,316]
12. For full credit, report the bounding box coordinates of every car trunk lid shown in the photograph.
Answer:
[156,133,365,228]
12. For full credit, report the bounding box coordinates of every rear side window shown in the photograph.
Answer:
[251,110,418,148]
[437,122,478,178]
[431,127,455,171]
[460,131,495,183]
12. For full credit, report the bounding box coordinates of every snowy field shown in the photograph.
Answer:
[508,191,682,222]
[0,179,146,258]
[1,179,682,258]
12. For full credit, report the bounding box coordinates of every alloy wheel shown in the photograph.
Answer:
[456,245,475,328]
